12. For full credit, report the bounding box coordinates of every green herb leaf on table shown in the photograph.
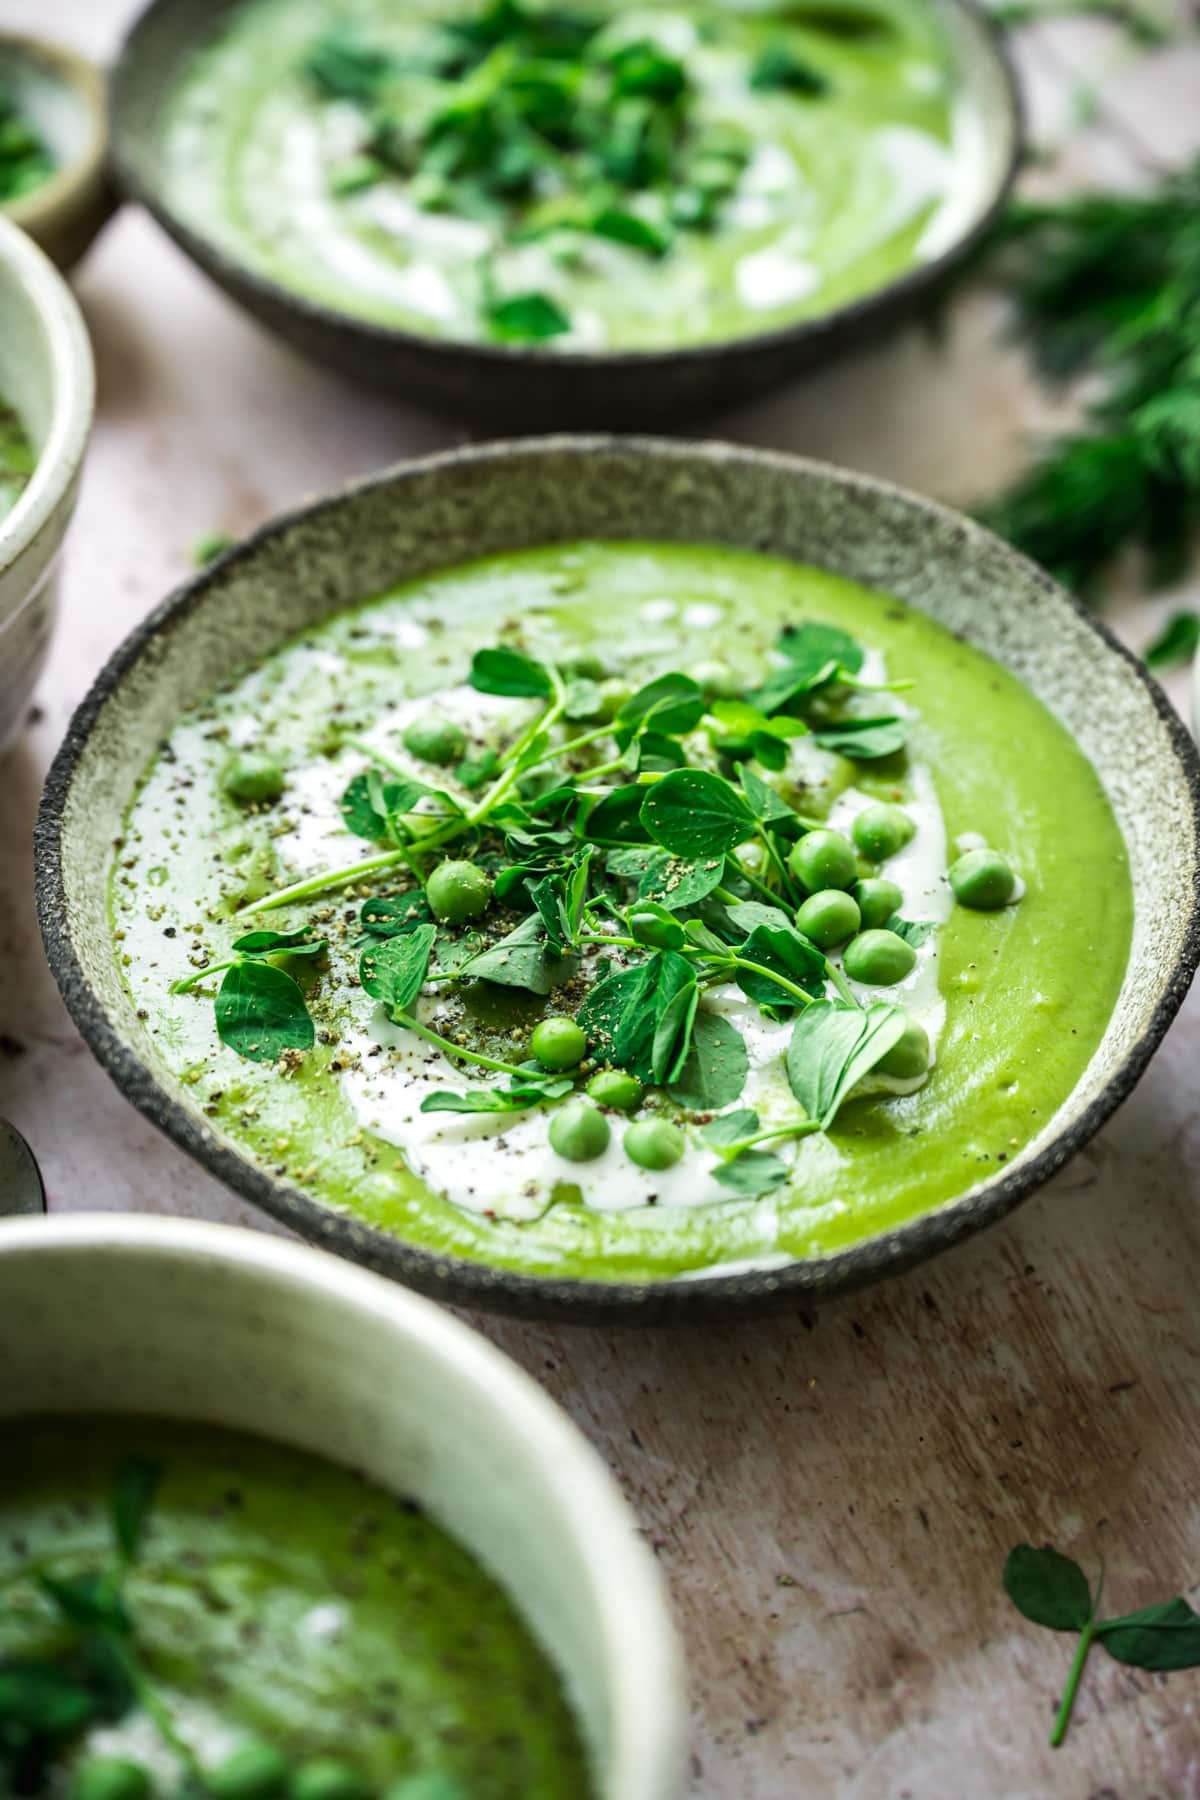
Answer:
[1003,1543,1093,1632]
[215,961,317,1062]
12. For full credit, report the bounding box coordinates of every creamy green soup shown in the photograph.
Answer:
[0,395,34,521]
[109,542,1131,1285]
[159,0,980,351]
[0,1417,591,1798]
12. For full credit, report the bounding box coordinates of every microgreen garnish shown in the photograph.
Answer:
[1144,609,1200,672]
[0,87,56,205]
[298,0,842,339]
[1003,1544,1200,1746]
[171,929,327,1064]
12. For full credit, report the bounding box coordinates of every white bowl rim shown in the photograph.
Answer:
[0,211,94,593]
[0,1210,689,1800]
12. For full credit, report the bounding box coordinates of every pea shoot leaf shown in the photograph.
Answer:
[886,916,936,947]
[215,961,316,1062]
[724,900,793,937]
[469,646,554,698]
[651,979,700,1084]
[486,292,571,342]
[749,41,830,95]
[785,1000,907,1127]
[360,892,434,937]
[712,1149,790,1195]
[736,923,826,1010]
[581,783,653,845]
[812,716,907,760]
[458,914,575,994]
[629,901,687,950]
[1096,1598,1200,1669]
[420,1072,575,1113]
[617,672,705,737]
[340,772,426,841]
[1144,609,1200,671]
[698,1107,759,1149]
[231,928,326,959]
[779,622,864,678]
[530,872,572,954]
[737,765,800,832]
[577,950,695,1083]
[666,1009,748,1108]
[641,768,755,858]
[111,1457,163,1564]
[0,1664,100,1737]
[1003,1545,1093,1632]
[360,921,437,1013]
[36,1572,129,1636]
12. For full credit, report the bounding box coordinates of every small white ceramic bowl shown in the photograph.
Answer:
[0,212,93,752]
[0,1213,687,1800]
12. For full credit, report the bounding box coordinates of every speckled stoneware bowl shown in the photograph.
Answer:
[0,1212,687,1796]
[0,212,94,753]
[36,438,1200,1323]
[1,34,114,270]
[109,0,1021,429]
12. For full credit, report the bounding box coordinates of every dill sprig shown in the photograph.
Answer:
[977,161,1200,599]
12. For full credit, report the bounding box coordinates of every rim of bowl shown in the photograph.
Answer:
[0,1210,688,1799]
[108,0,1022,383]
[0,211,94,591]
[34,436,1200,1324]
[0,35,111,234]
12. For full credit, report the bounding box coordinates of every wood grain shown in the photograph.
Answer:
[3,3,1200,1791]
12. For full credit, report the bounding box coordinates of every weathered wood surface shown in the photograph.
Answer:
[3,3,1200,1791]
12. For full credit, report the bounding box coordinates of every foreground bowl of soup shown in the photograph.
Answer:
[0,212,94,752]
[36,438,1200,1321]
[0,1212,686,1797]
[110,0,1019,427]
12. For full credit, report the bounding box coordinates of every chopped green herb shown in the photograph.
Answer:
[1144,609,1200,671]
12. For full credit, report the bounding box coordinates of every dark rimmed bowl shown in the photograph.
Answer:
[35,438,1200,1323]
[109,0,1021,429]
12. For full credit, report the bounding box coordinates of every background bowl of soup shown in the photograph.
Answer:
[0,1210,687,1798]
[1,33,115,269]
[0,211,93,753]
[34,437,1200,1322]
[109,0,1020,428]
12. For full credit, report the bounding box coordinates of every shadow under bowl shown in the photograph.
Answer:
[109,0,1021,430]
[34,437,1200,1322]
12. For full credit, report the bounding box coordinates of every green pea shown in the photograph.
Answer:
[876,1015,931,1079]
[425,859,492,924]
[733,841,767,878]
[220,751,284,805]
[71,1758,153,1800]
[205,1741,291,1800]
[401,715,467,766]
[289,1763,370,1800]
[624,1118,685,1170]
[851,802,915,862]
[687,658,740,698]
[795,888,860,950]
[587,1068,643,1111]
[852,877,903,931]
[531,1016,587,1070]
[949,847,1016,910]
[787,828,857,894]
[549,1100,611,1162]
[843,928,917,987]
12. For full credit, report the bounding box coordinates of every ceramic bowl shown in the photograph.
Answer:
[0,1211,687,1798]
[35,437,1200,1323]
[109,0,1021,429]
[0,212,94,753]
[1,34,114,270]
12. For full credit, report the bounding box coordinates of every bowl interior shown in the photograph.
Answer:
[0,1214,685,1800]
[111,0,1018,363]
[39,439,1200,1314]
[0,37,98,183]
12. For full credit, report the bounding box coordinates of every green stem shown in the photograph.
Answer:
[517,720,618,775]
[1051,1620,1096,1748]
[344,733,412,780]
[113,1640,202,1779]
[394,1010,530,1080]
[577,933,817,1008]
[726,1121,820,1153]
[236,848,408,917]
[170,957,240,994]
[825,958,860,1008]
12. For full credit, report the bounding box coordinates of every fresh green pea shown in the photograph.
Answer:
[852,877,903,931]
[401,715,467,766]
[795,888,860,950]
[596,677,634,721]
[733,840,767,878]
[687,658,740,698]
[851,802,915,862]
[289,1762,371,1800]
[220,751,284,805]
[624,1118,685,1170]
[787,828,857,894]
[531,1016,587,1070]
[71,1758,153,1800]
[587,1068,644,1111]
[877,1015,930,1078]
[549,1100,610,1162]
[949,847,1017,910]
[425,859,492,924]
[205,1741,291,1800]
[843,928,917,986]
